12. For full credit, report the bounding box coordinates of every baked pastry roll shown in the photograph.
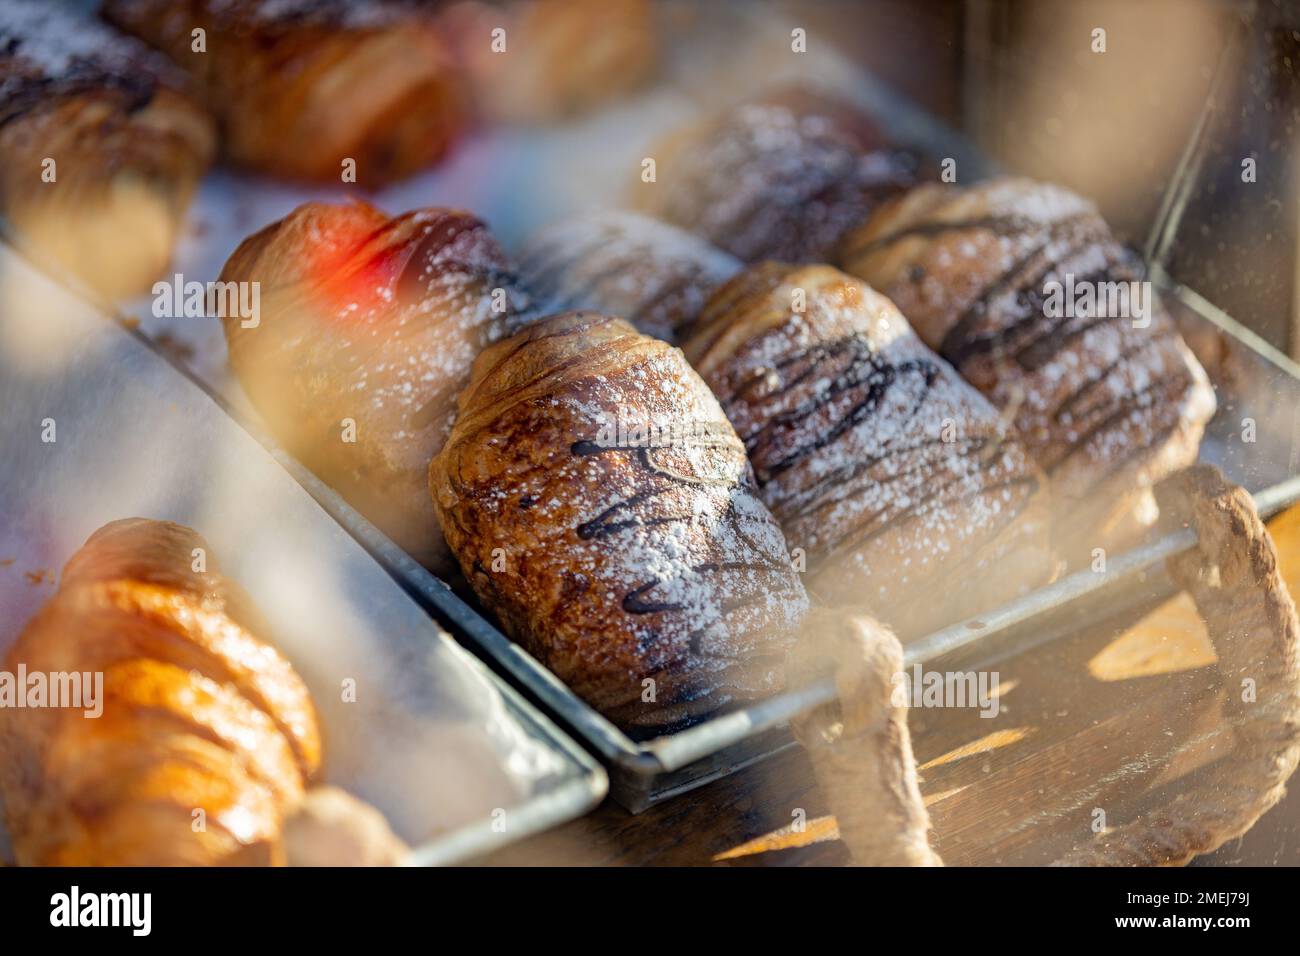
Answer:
[436,0,658,123]
[430,311,809,733]
[517,210,740,343]
[0,0,214,299]
[684,264,1052,638]
[0,519,321,866]
[642,86,916,264]
[840,179,1217,559]
[102,0,463,185]
[220,201,532,575]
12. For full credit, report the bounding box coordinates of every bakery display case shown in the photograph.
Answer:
[3,0,1300,878]
[0,244,608,867]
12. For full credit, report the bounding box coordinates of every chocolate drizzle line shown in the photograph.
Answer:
[715,319,1044,575]
[820,470,1039,569]
[737,333,940,482]
[1054,327,1177,423]
[568,437,800,647]
[1053,374,1192,478]
[858,208,1182,489]
[785,436,982,521]
[840,212,1085,261]
[393,214,526,305]
[0,64,157,128]
[934,216,1112,367]
[520,236,712,335]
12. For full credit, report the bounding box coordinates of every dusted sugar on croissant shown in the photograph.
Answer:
[517,210,741,343]
[840,178,1217,559]
[0,0,215,299]
[642,85,916,264]
[430,312,809,732]
[220,201,533,575]
[102,0,463,185]
[0,519,322,866]
[684,264,1052,638]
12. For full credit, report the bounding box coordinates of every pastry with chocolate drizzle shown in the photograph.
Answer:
[220,201,533,575]
[641,85,917,264]
[0,0,215,298]
[683,263,1052,638]
[430,311,809,733]
[839,178,1216,560]
[517,210,741,344]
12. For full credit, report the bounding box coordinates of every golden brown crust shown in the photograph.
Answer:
[840,178,1217,560]
[436,0,658,123]
[430,312,809,732]
[102,0,464,185]
[685,264,1052,637]
[220,200,532,575]
[0,2,214,298]
[0,518,320,866]
[517,210,741,344]
[643,85,916,264]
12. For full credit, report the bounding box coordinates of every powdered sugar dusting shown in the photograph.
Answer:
[222,203,533,570]
[0,0,182,104]
[686,264,1051,636]
[162,0,408,30]
[843,178,1216,546]
[518,210,741,343]
[434,314,808,729]
[646,88,915,263]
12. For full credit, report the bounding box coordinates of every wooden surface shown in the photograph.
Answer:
[480,504,1300,866]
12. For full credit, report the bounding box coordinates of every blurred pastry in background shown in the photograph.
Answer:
[841,178,1217,561]
[102,0,464,186]
[517,210,739,344]
[684,263,1052,638]
[219,201,533,575]
[0,519,322,866]
[430,311,809,733]
[0,0,214,299]
[435,0,658,124]
[642,85,917,264]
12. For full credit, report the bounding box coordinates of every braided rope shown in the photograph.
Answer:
[787,608,942,866]
[1053,465,1300,865]
[792,466,1300,866]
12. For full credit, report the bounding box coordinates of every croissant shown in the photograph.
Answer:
[517,210,740,344]
[102,0,463,185]
[642,85,916,264]
[684,264,1052,638]
[0,518,321,866]
[436,0,658,123]
[220,200,533,575]
[429,311,809,733]
[0,0,214,299]
[840,179,1217,559]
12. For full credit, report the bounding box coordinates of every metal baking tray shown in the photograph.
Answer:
[7,5,1300,814]
[352,27,1300,810]
[0,247,606,860]
[362,277,1300,812]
